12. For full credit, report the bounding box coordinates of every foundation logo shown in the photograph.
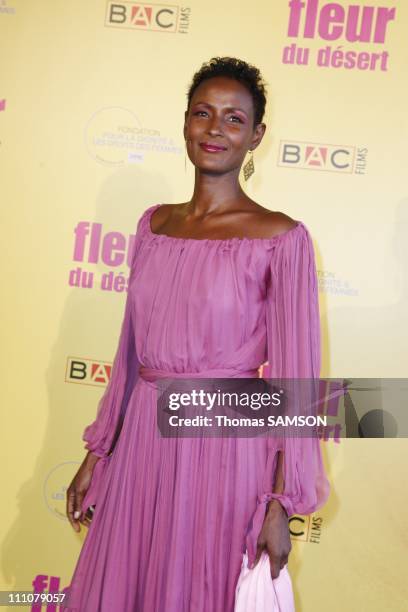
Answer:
[318,269,359,297]
[84,106,183,165]
[278,140,368,174]
[43,462,81,521]
[65,357,112,387]
[105,2,191,34]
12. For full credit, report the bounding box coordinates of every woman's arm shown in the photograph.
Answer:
[253,451,292,579]
[247,222,330,578]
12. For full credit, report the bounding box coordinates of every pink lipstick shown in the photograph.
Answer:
[199,142,227,153]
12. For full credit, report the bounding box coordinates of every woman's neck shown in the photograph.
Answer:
[188,168,248,216]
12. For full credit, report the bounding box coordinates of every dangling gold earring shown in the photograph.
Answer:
[243,149,255,181]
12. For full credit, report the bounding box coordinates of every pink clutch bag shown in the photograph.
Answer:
[234,551,295,611]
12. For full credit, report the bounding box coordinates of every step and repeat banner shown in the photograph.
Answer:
[1,1,407,610]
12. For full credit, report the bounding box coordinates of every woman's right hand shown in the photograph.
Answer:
[66,451,100,532]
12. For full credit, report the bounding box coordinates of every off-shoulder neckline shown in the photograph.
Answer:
[145,204,304,244]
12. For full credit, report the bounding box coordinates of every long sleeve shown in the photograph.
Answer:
[265,221,330,514]
[245,222,330,567]
[81,214,145,459]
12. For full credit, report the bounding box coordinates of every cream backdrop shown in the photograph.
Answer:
[1,0,407,610]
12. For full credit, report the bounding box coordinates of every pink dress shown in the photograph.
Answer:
[62,203,330,611]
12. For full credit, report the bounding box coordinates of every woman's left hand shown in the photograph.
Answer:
[252,499,292,580]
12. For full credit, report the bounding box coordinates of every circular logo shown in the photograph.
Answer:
[43,461,81,521]
[84,106,144,166]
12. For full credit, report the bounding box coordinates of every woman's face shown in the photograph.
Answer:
[184,76,265,176]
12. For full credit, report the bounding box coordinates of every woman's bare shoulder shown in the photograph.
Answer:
[152,201,298,239]
[151,202,193,231]
[262,209,298,238]
[244,202,298,239]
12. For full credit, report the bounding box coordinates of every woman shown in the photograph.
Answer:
[63,57,330,611]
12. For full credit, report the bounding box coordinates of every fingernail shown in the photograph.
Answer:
[74,511,80,519]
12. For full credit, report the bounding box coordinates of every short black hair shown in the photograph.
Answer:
[186,57,267,127]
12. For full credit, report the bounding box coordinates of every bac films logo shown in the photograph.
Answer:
[65,357,112,388]
[105,2,191,34]
[278,140,368,174]
[289,514,324,544]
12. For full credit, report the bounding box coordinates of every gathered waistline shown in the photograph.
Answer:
[138,365,260,386]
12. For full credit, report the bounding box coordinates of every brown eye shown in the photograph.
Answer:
[228,115,243,123]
